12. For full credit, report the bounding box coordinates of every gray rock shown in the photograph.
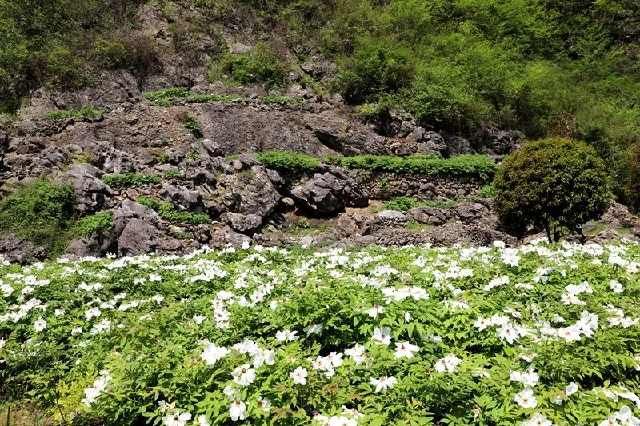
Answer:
[160,183,203,211]
[209,225,252,248]
[223,212,263,234]
[63,164,112,215]
[291,170,368,216]
[377,210,408,223]
[408,207,449,225]
[214,165,281,218]
[0,234,47,264]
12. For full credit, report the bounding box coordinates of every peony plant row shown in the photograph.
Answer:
[1,240,640,425]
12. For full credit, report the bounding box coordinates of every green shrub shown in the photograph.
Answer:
[337,41,415,104]
[0,180,75,253]
[256,151,323,173]
[46,106,104,121]
[178,113,203,139]
[137,196,210,225]
[93,33,159,75]
[102,173,161,189]
[624,144,640,213]
[494,138,611,242]
[383,196,418,212]
[70,211,113,238]
[144,88,243,107]
[477,184,496,198]
[210,43,287,87]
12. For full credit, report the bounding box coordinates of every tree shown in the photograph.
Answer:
[494,138,611,242]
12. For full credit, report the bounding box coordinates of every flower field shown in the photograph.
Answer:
[2,241,640,425]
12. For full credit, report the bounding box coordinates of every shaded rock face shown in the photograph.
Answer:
[63,164,112,215]
[0,234,48,264]
[214,165,282,218]
[291,169,369,216]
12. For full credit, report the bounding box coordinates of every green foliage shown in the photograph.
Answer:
[210,43,288,87]
[478,184,496,198]
[494,138,612,241]
[102,173,161,189]
[3,242,640,424]
[256,151,323,173]
[383,196,459,211]
[623,144,640,213]
[179,113,203,139]
[0,180,75,253]
[46,106,104,121]
[143,88,243,107]
[70,211,113,238]
[137,196,210,225]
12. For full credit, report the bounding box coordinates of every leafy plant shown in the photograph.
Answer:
[256,151,323,173]
[137,196,210,225]
[143,88,243,107]
[0,180,75,253]
[70,211,113,238]
[102,173,161,189]
[494,138,611,242]
[210,43,288,88]
[46,106,104,121]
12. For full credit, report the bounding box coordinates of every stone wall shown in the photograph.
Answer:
[346,170,486,200]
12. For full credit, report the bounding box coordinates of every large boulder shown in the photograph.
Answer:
[213,165,282,219]
[63,164,112,215]
[112,200,163,256]
[159,183,203,212]
[291,168,368,216]
[0,234,48,264]
[222,212,263,235]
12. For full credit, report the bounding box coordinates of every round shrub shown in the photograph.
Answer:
[494,138,611,242]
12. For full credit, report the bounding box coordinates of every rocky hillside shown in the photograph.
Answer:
[0,1,639,262]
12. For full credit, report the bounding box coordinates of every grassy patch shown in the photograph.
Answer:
[383,196,459,212]
[69,211,113,238]
[137,196,210,225]
[144,88,243,107]
[256,151,323,173]
[209,43,288,88]
[46,106,104,121]
[102,173,161,189]
[0,180,75,254]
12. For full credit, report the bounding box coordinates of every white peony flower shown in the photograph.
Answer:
[522,412,554,426]
[275,329,298,342]
[201,343,229,366]
[565,382,579,397]
[33,319,47,332]
[394,341,420,359]
[372,327,392,346]
[231,364,256,387]
[290,367,308,385]
[229,400,247,422]
[514,387,537,409]
[434,354,462,373]
[370,376,397,393]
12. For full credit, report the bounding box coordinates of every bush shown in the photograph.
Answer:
[337,41,415,104]
[178,113,203,139]
[210,43,287,87]
[46,106,104,121]
[256,151,322,173]
[137,196,210,225]
[93,33,159,75]
[70,211,113,238]
[144,88,242,106]
[0,180,75,253]
[494,138,611,242]
[102,173,161,189]
[624,144,640,213]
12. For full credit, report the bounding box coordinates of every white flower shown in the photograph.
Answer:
[196,415,210,426]
[0,338,5,349]
[514,387,537,409]
[370,376,397,393]
[85,307,101,320]
[306,324,323,335]
[229,400,247,422]
[201,343,229,366]
[609,280,624,294]
[522,412,554,426]
[372,327,391,346]
[434,354,462,373]
[232,364,256,386]
[82,370,111,406]
[162,412,191,426]
[54,309,65,317]
[71,327,83,335]
[367,305,385,318]
[394,341,419,359]
[275,329,298,342]
[193,315,206,325]
[510,369,539,387]
[345,344,366,365]
[290,367,308,385]
[565,382,579,396]
[33,319,47,332]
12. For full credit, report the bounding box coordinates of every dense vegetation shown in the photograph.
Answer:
[257,151,496,180]
[2,242,640,424]
[495,139,612,242]
[1,0,638,209]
